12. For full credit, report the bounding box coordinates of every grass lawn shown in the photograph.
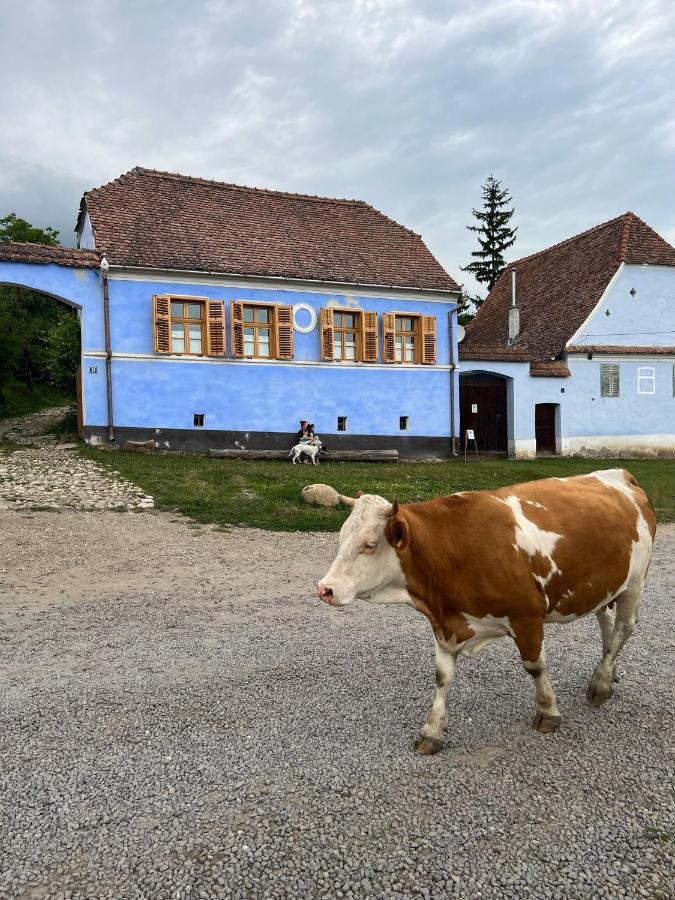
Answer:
[84,450,675,531]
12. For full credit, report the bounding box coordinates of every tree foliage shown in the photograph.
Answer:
[0,214,80,411]
[0,212,60,246]
[462,176,517,297]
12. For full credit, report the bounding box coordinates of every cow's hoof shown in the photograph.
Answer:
[532,713,561,734]
[587,684,613,707]
[415,735,444,755]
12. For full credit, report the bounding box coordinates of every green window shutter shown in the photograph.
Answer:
[600,363,620,398]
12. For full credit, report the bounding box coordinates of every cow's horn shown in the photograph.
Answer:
[338,494,358,507]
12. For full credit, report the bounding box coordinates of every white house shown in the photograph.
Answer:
[459,212,675,458]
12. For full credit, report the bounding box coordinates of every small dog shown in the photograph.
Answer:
[289,441,321,465]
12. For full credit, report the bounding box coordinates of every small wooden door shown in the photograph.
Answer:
[535,404,557,454]
[459,375,508,453]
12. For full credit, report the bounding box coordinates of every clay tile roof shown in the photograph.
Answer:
[0,240,100,269]
[459,212,675,365]
[79,167,459,292]
[566,345,675,355]
[529,360,571,377]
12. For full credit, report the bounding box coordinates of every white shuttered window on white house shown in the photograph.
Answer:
[637,367,655,394]
[600,364,620,398]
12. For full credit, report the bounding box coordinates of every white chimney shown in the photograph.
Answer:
[508,267,520,344]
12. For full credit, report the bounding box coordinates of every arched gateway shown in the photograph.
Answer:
[0,241,108,438]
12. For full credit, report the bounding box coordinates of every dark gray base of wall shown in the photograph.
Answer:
[83,426,455,459]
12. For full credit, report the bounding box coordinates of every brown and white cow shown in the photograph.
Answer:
[317,469,656,754]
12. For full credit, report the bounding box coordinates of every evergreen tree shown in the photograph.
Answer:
[462,176,517,295]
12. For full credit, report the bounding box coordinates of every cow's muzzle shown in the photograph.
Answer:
[317,582,335,605]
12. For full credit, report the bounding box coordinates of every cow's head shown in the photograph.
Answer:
[316,492,411,607]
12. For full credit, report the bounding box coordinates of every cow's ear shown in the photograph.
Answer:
[356,490,365,498]
[386,512,410,552]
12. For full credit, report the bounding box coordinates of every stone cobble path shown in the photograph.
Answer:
[0,408,153,512]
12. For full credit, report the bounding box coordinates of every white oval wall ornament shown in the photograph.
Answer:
[293,303,317,333]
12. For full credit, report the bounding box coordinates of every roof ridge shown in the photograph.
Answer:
[117,166,369,207]
[502,212,632,271]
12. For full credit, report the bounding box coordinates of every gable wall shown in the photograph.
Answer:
[571,264,675,348]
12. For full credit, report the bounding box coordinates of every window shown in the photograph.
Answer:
[243,304,273,358]
[230,301,294,360]
[170,300,205,354]
[395,317,418,363]
[319,309,378,362]
[382,313,436,364]
[637,367,655,395]
[333,311,360,361]
[153,295,225,357]
[337,416,348,432]
[600,364,620,398]
[194,414,205,427]
[400,415,409,431]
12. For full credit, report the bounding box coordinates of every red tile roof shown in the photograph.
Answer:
[529,361,571,377]
[459,212,675,366]
[80,167,459,292]
[567,345,675,355]
[0,240,100,268]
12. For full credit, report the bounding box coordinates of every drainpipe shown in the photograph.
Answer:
[449,310,458,457]
[100,256,114,441]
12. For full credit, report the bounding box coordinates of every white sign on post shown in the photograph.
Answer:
[466,429,475,440]
[471,403,478,413]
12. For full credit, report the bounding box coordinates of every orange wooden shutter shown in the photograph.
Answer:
[320,308,334,360]
[206,300,225,355]
[361,312,378,362]
[153,295,171,354]
[274,305,294,359]
[382,313,396,363]
[421,315,436,364]
[230,301,244,357]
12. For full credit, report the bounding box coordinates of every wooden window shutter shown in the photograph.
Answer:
[206,300,225,356]
[153,295,171,354]
[230,301,244,358]
[360,312,379,362]
[382,313,396,363]
[421,315,437,364]
[274,305,294,359]
[320,308,334,361]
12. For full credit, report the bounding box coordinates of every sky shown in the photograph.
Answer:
[1,0,674,296]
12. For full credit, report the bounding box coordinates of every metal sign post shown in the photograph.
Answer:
[464,428,479,462]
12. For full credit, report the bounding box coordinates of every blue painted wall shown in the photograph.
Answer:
[0,259,459,445]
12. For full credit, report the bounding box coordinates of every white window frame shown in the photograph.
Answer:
[637,367,655,395]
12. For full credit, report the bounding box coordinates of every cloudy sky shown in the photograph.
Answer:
[1,0,674,294]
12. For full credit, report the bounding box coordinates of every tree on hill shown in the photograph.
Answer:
[0,214,80,412]
[462,176,517,298]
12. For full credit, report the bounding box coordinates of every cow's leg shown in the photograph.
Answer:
[416,639,456,755]
[511,618,561,733]
[595,606,620,683]
[587,585,641,707]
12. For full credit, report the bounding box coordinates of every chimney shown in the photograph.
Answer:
[508,267,520,344]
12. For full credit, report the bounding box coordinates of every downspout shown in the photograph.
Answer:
[449,311,458,457]
[100,256,114,441]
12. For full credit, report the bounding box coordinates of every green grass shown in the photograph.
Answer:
[0,381,71,421]
[83,450,675,531]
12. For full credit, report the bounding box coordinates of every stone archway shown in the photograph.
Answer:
[459,370,512,454]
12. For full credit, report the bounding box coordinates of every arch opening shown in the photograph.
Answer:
[459,370,512,455]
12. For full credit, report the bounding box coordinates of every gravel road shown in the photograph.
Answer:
[0,509,673,900]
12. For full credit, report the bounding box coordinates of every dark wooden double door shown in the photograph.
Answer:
[459,374,507,453]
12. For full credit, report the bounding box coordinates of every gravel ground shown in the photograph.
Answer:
[0,509,673,900]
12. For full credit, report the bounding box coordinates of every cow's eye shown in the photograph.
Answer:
[363,541,377,553]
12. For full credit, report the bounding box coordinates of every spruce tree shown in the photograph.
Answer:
[462,176,517,296]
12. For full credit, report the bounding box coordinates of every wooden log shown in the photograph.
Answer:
[207,448,399,462]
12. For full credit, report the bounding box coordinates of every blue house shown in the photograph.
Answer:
[0,167,461,457]
[459,213,675,457]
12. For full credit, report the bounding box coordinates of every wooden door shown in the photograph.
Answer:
[535,404,557,454]
[459,375,508,453]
